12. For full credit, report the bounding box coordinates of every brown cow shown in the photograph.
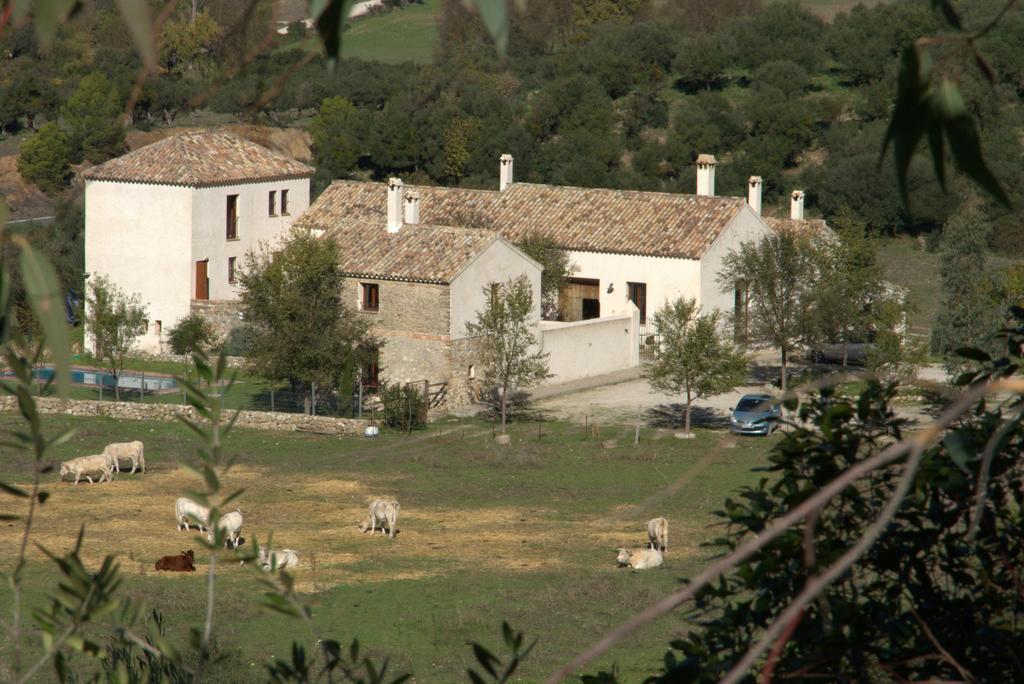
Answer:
[155,549,196,572]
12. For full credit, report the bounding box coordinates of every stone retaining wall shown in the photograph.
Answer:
[0,397,366,435]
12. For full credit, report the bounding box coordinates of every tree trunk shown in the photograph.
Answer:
[500,386,507,433]
[842,341,849,368]
[684,392,692,435]
[780,347,788,392]
[113,372,120,402]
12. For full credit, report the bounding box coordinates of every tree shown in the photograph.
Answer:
[516,232,571,320]
[85,275,148,401]
[931,204,1005,368]
[812,215,884,367]
[167,312,217,357]
[62,72,125,164]
[16,123,73,194]
[237,227,376,414]
[644,297,747,435]
[465,275,549,432]
[718,233,818,391]
[158,11,221,76]
[309,96,364,181]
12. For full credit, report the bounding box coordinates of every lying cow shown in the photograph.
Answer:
[647,517,668,553]
[102,441,145,474]
[60,455,114,485]
[175,497,210,531]
[155,549,196,572]
[359,498,400,538]
[208,510,244,548]
[617,547,663,570]
[257,545,299,571]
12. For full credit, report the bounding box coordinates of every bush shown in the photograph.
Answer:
[17,122,73,193]
[221,324,257,356]
[478,386,533,422]
[379,383,427,430]
[167,313,216,356]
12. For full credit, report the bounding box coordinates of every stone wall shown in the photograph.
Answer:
[0,397,366,435]
[349,279,454,386]
[191,299,245,345]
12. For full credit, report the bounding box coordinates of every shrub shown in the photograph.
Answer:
[379,383,427,430]
[478,386,534,423]
[17,122,73,193]
[167,312,216,356]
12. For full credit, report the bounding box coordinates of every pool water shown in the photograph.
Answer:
[3,367,179,392]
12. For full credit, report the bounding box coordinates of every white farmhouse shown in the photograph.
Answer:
[83,131,314,352]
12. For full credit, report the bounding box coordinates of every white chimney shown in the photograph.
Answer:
[790,190,805,220]
[696,154,716,196]
[387,177,404,233]
[404,190,420,225]
[499,153,514,191]
[747,176,762,215]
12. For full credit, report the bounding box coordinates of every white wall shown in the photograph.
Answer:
[699,205,773,314]
[565,250,702,323]
[191,177,310,301]
[539,305,640,384]
[449,238,542,340]
[85,180,193,353]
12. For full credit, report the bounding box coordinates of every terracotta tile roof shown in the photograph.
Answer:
[298,180,747,259]
[82,130,314,187]
[765,217,836,241]
[325,220,500,284]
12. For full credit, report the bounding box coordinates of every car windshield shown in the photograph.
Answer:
[736,397,769,411]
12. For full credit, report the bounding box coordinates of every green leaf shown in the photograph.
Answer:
[18,242,70,397]
[471,0,509,54]
[881,45,932,208]
[0,481,30,498]
[114,0,157,73]
[930,0,962,29]
[312,0,356,65]
[943,103,1011,207]
[944,431,974,474]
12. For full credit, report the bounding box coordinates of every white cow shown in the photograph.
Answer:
[102,441,145,474]
[175,497,210,531]
[647,517,668,553]
[616,547,663,570]
[359,498,399,538]
[208,510,244,548]
[257,545,299,571]
[60,455,114,485]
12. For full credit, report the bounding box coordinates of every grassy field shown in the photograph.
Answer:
[0,413,774,682]
[342,0,440,65]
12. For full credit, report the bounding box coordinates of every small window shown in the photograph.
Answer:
[361,283,379,311]
[627,282,647,324]
[154,320,162,335]
[268,191,277,216]
[226,194,239,240]
[228,257,237,284]
[468,365,475,379]
[281,189,289,215]
[362,353,380,390]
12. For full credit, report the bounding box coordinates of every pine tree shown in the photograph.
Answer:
[62,73,125,164]
[16,123,73,194]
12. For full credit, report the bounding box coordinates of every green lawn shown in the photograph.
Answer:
[342,0,440,65]
[0,413,775,682]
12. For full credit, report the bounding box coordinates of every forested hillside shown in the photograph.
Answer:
[3,0,1024,252]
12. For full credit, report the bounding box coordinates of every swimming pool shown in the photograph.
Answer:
[3,367,179,392]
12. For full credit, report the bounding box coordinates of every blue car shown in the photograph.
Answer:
[729,394,782,436]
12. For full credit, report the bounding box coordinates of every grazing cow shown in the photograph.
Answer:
[208,510,244,548]
[647,517,668,553]
[102,441,145,474]
[616,547,663,570]
[59,455,114,485]
[257,545,299,571]
[155,550,196,572]
[359,498,400,538]
[175,497,210,531]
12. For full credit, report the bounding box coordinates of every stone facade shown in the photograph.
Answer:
[351,279,453,386]
[0,397,366,435]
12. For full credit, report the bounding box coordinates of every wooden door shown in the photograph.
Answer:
[195,260,209,300]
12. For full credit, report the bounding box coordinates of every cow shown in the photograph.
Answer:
[647,517,668,553]
[257,545,299,571]
[102,441,145,474]
[359,498,400,538]
[59,455,114,485]
[208,510,244,548]
[175,497,210,531]
[155,550,196,572]
[616,547,663,570]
